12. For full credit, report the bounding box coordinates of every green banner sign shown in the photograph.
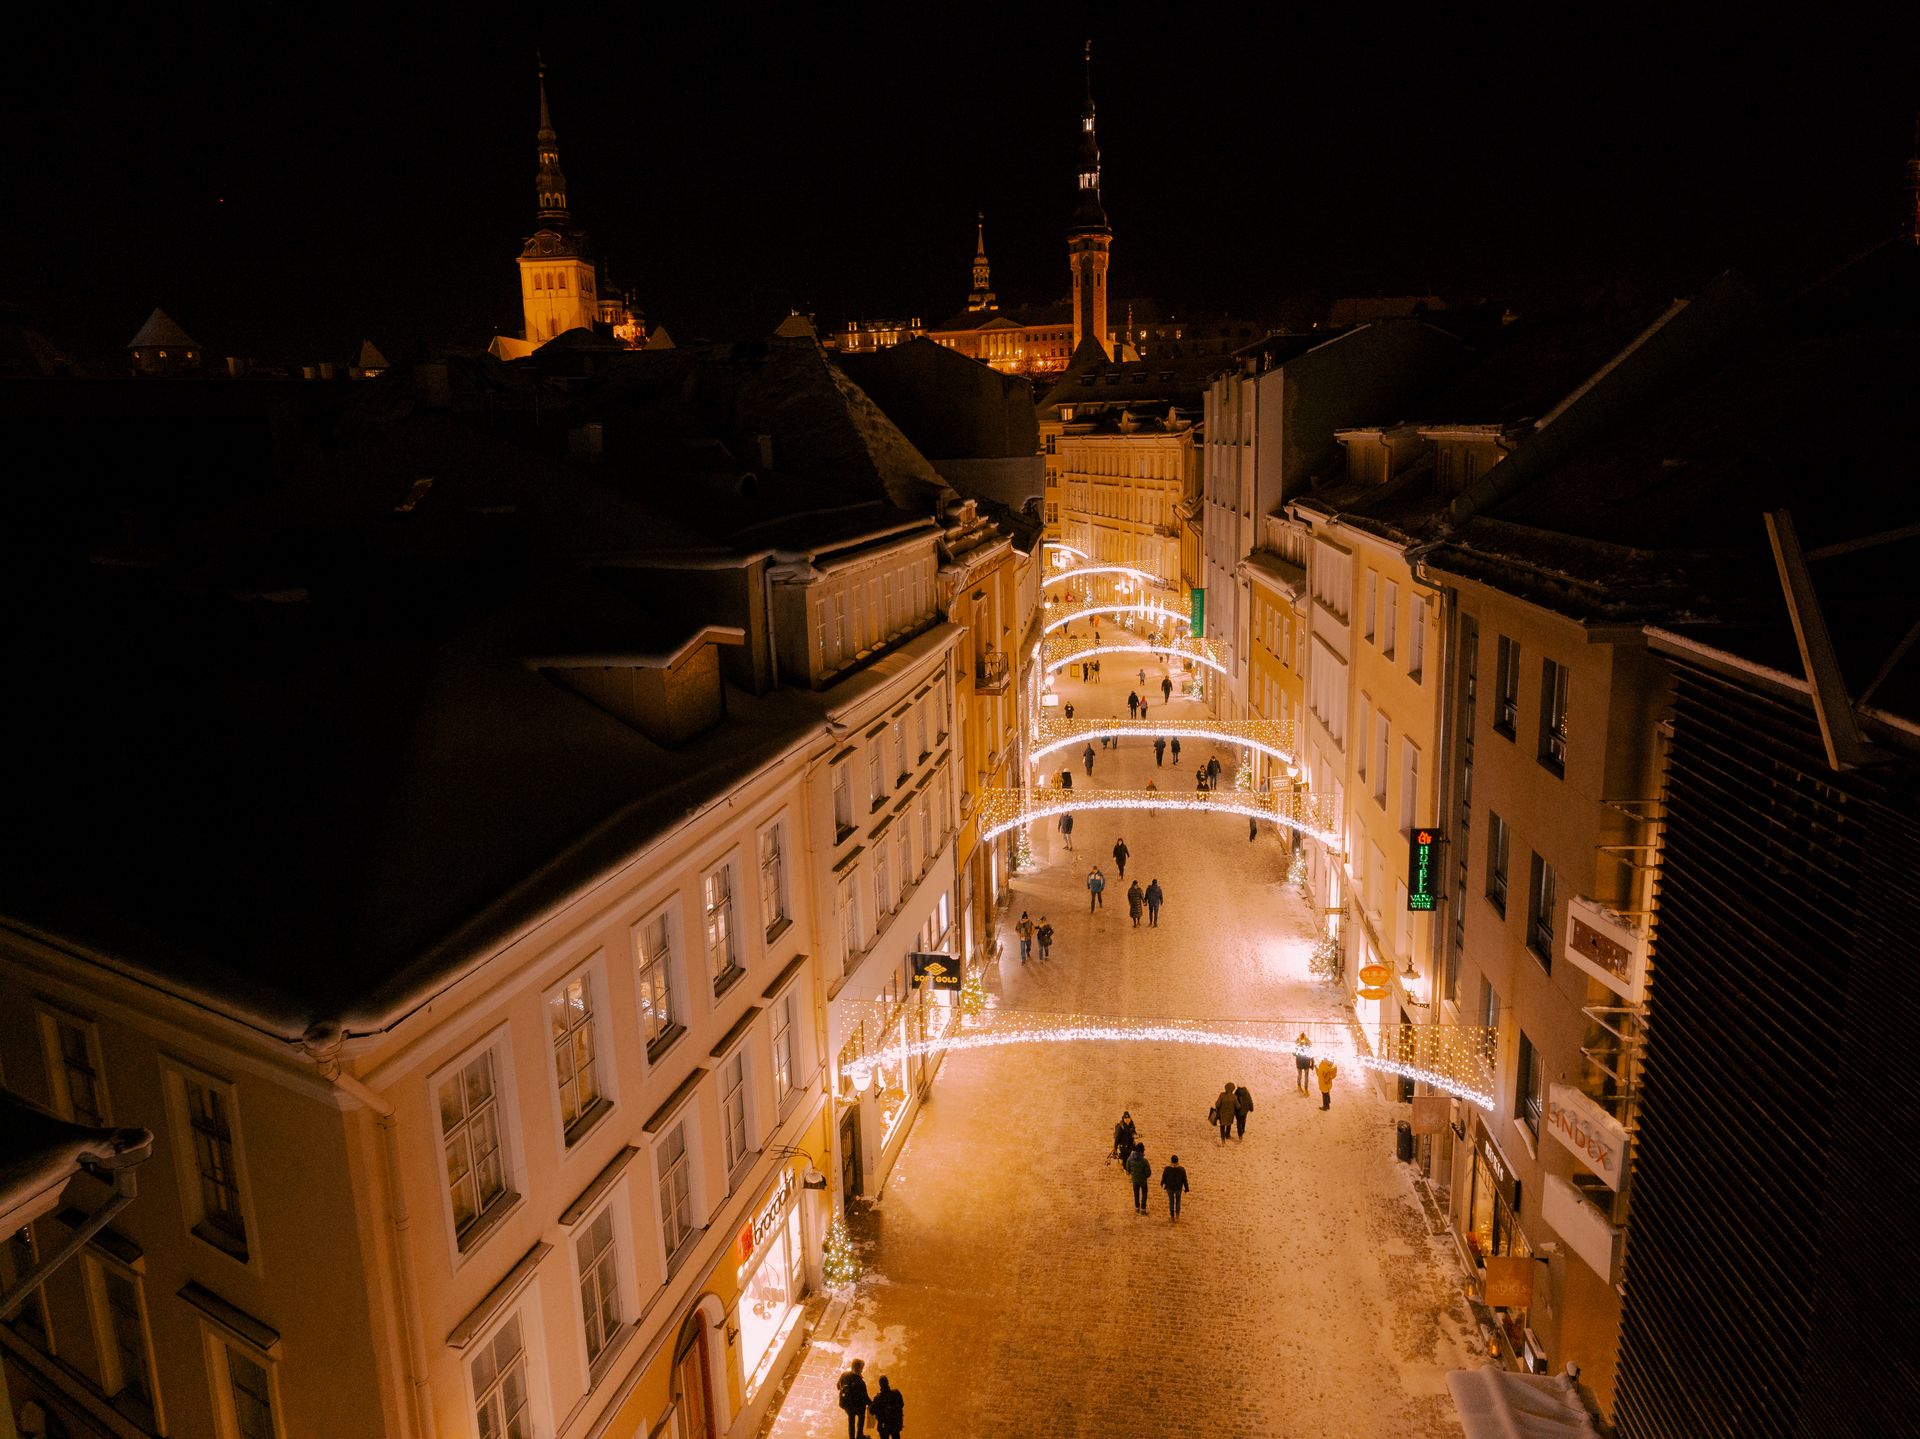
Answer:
[1190,586,1205,636]
[1407,827,1440,911]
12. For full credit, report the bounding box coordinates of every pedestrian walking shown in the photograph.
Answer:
[1094,658,1102,680]
[1059,812,1075,850]
[1196,767,1209,793]
[1295,1032,1314,1093]
[1154,736,1166,766]
[1080,662,1089,681]
[1061,769,1073,791]
[1037,917,1053,960]
[1083,742,1096,776]
[838,1360,871,1439]
[1138,697,1148,722]
[1317,1057,1338,1110]
[1138,667,1147,686]
[1170,737,1182,764]
[1127,1142,1152,1213]
[1234,1082,1254,1139]
[1144,878,1163,926]
[1112,837,1129,877]
[1249,816,1258,842]
[1064,702,1075,720]
[870,1378,904,1439]
[1207,754,1222,788]
[1127,879,1144,926]
[1016,911,1033,963]
[1161,1154,1189,1221]
[1161,675,1173,703]
[1086,866,1106,912]
[1111,1110,1137,1161]
[1213,1082,1238,1142]
[1127,690,1140,718]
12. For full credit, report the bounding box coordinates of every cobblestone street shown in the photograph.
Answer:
[765,654,1481,1438]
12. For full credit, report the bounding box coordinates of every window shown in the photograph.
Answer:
[1539,659,1569,775]
[897,827,913,888]
[916,698,930,758]
[91,1262,156,1424]
[1382,581,1398,660]
[704,864,740,990]
[1478,975,1499,1031]
[721,1052,751,1178]
[576,1207,624,1372]
[759,824,789,938]
[658,1122,695,1263]
[1517,1031,1543,1139]
[439,1045,516,1249]
[549,971,608,1145]
[173,1068,251,1260]
[1494,636,1520,738]
[839,879,862,964]
[868,746,885,810]
[1528,854,1558,970]
[771,991,799,1111]
[832,764,853,838]
[1462,619,1479,715]
[1408,594,1427,681]
[1356,697,1371,783]
[208,1337,282,1439]
[634,911,680,1056]
[1486,812,1510,915]
[42,1010,108,1126]
[3,1227,50,1348]
[874,846,892,917]
[892,717,909,784]
[1373,717,1390,808]
[919,796,932,859]
[469,1312,531,1439]
[1400,739,1418,836]
[1363,571,1377,643]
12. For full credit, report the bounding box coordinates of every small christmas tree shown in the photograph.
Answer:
[960,965,987,1018]
[1011,829,1032,875]
[822,1213,861,1291]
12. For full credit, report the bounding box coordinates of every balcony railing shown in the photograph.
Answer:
[976,650,1011,693]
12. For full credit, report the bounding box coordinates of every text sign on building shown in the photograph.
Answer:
[1562,895,1647,1004]
[910,952,962,992]
[1190,587,1205,637]
[1406,827,1440,911]
[1482,1254,1537,1310]
[1545,1084,1629,1191]
[1410,1094,1452,1136]
[737,1164,799,1269]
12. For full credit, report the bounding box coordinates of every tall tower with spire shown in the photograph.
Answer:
[1067,41,1113,360]
[968,213,998,312]
[517,61,598,345]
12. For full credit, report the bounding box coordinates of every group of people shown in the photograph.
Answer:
[1013,911,1053,963]
[1111,1111,1191,1221]
[1294,1032,1339,1108]
[837,1359,904,1438]
[1084,845,1164,926]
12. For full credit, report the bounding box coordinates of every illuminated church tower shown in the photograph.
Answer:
[968,212,998,312]
[517,64,598,345]
[1067,41,1112,359]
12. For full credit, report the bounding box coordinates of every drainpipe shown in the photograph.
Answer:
[302,1022,439,1439]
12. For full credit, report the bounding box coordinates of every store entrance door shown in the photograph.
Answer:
[839,1107,863,1199]
[676,1313,716,1439]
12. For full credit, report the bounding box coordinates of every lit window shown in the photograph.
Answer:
[771,991,799,1111]
[705,865,740,990]
[439,1047,515,1248]
[634,911,679,1056]
[549,972,607,1144]
[1539,659,1570,775]
[759,824,789,938]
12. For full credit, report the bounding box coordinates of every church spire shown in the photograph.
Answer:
[1067,40,1113,360]
[1070,39,1108,234]
[534,56,570,224]
[968,212,998,312]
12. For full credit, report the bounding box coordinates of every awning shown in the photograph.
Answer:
[1447,1367,1602,1439]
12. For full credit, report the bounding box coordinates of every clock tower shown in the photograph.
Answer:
[517,63,599,345]
[1067,41,1112,360]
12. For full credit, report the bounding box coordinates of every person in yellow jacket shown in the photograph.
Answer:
[1316,1056,1338,1111]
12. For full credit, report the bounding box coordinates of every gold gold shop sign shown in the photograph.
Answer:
[736,1165,798,1268]
[910,952,962,991]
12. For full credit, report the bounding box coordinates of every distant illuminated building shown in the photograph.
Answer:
[824,316,925,355]
[126,307,202,376]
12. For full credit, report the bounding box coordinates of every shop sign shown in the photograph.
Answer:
[1474,1117,1520,1211]
[737,1165,798,1267]
[909,952,961,991]
[1482,1254,1537,1309]
[1405,827,1440,911]
[1357,986,1391,1002]
[1541,1173,1622,1281]
[1545,1084,1629,1191]
[1358,963,1390,987]
[1562,895,1646,1004]
[1410,1095,1452,1136]
[1190,586,1205,636]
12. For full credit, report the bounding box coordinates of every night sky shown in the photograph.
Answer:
[8,9,1915,363]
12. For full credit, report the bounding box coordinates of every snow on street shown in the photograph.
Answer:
[764,656,1481,1438]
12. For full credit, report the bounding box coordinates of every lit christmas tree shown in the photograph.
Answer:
[822,1213,861,1291]
[960,965,987,1018]
[1011,829,1032,874]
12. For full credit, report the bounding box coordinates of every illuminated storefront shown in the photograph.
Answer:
[736,1166,807,1399]
[1465,1117,1539,1367]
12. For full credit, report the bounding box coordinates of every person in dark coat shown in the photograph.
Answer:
[1161,1154,1189,1221]
[1083,742,1096,776]
[1016,911,1033,962]
[1036,917,1053,960]
[1126,880,1144,926]
[1126,1142,1152,1213]
[1170,737,1182,764]
[1112,1110,1136,1161]
[1214,1082,1238,1142]
[1059,812,1075,850]
[1161,675,1173,703]
[1061,768,1073,791]
[1144,879,1163,926]
[1064,702,1075,720]
[1127,690,1140,718]
[1207,754,1222,788]
[1112,837,1130,877]
[838,1359,871,1439]
[1154,737,1166,766]
[1249,816,1259,842]
[870,1377,904,1439]
[1233,1083,1254,1139]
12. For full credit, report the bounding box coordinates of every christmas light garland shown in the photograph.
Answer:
[1030,717,1299,769]
[1041,563,1175,592]
[1043,633,1230,679]
[975,785,1338,845]
[1042,601,1191,639]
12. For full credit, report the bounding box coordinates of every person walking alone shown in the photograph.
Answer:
[1127,1142,1152,1213]
[838,1360,871,1439]
[1112,837,1130,877]
[1170,737,1182,766]
[1144,878,1163,927]
[1087,866,1106,912]
[1161,1154,1189,1222]
[1059,812,1074,851]
[1214,1082,1238,1143]
[1207,754,1222,789]
[1128,690,1140,718]
[1064,702,1074,721]
[1111,1110,1136,1162]
[1036,917,1053,960]
[1317,1056,1338,1110]
[1016,911,1033,963]
[1127,879,1144,926]
[1295,1032,1315,1093]
[1234,1082,1254,1139]
[1083,742,1096,777]
[1249,816,1259,842]
[870,1377,904,1439]
[1154,736,1166,767]
[1161,674,1173,704]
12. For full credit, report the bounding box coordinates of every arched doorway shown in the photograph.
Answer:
[675,1311,717,1439]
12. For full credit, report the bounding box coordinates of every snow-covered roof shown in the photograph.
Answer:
[0,1090,152,1236]
[1447,1368,1602,1439]
[355,339,390,370]
[126,307,198,350]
